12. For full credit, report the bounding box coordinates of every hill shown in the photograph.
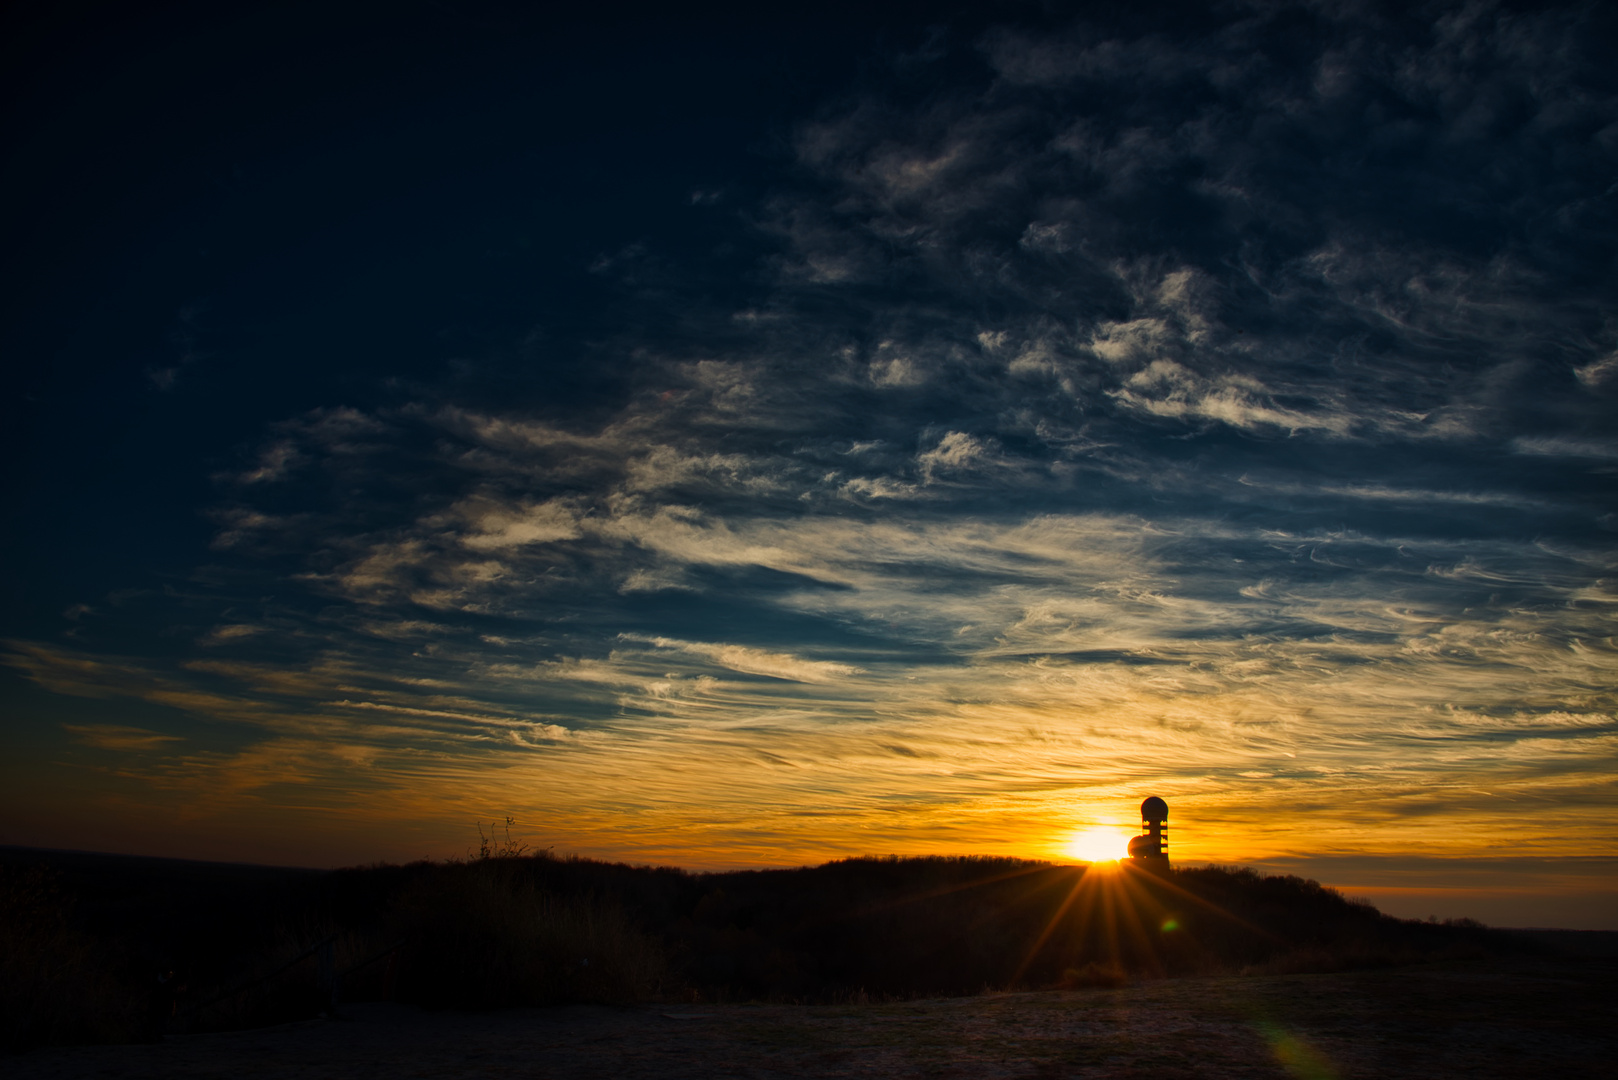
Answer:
[0,846,1535,1050]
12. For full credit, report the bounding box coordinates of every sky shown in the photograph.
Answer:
[2,0,1615,929]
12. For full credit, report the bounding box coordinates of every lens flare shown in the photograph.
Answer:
[1257,1021,1339,1080]
[1064,827,1129,863]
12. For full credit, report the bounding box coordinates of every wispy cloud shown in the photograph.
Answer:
[1511,437,1618,460]
[5,2,1615,876]
[630,636,863,683]
[62,724,184,751]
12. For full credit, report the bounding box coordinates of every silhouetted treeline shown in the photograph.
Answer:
[0,846,1544,1051]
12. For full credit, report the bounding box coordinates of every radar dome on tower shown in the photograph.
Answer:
[1128,796,1170,868]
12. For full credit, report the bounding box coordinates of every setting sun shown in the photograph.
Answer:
[1064,828,1130,864]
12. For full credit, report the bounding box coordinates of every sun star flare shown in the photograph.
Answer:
[1064,828,1130,865]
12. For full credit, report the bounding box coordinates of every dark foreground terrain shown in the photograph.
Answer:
[5,844,1610,1077]
[11,955,1614,1080]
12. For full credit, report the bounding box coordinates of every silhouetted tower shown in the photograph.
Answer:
[1127,796,1169,868]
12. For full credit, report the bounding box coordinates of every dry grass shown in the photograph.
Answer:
[1056,960,1129,989]
[0,867,144,1051]
[387,859,667,1008]
[178,920,349,1033]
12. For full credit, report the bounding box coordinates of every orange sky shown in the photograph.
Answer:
[4,2,1616,933]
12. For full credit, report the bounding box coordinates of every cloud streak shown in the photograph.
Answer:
[4,2,1614,888]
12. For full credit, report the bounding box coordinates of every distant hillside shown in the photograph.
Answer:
[1,847,1537,1050]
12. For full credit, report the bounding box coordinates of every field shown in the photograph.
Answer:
[10,955,1614,1079]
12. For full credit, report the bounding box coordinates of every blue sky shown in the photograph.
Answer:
[2,1,1615,928]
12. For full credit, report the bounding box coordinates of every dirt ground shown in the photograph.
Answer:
[12,957,1614,1079]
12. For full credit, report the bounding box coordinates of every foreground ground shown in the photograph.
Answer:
[13,957,1614,1079]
